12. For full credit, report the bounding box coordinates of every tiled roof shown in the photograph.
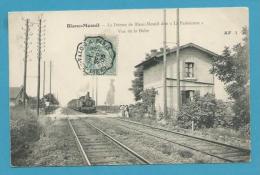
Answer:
[10,87,23,99]
[135,42,220,68]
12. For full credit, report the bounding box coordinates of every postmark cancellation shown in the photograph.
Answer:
[75,36,117,75]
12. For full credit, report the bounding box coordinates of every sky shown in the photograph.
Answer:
[8,7,248,106]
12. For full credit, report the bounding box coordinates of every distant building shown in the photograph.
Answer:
[10,86,28,106]
[135,43,219,113]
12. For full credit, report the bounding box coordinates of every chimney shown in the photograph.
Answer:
[145,53,150,60]
[159,47,170,54]
[150,49,158,57]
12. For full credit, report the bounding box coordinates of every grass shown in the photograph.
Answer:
[161,144,175,155]
[26,119,83,166]
[86,117,224,164]
[123,115,250,149]
[11,105,84,166]
[10,105,42,166]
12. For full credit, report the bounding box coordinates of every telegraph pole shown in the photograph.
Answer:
[176,8,181,111]
[49,60,52,94]
[37,19,42,116]
[212,65,215,94]
[92,75,94,98]
[43,61,46,97]
[163,9,167,116]
[95,71,98,106]
[23,19,29,108]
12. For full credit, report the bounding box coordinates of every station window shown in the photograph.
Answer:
[181,90,195,104]
[185,62,194,78]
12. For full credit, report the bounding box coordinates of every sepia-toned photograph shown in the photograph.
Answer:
[9,7,250,166]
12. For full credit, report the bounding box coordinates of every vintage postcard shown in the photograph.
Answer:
[9,7,250,166]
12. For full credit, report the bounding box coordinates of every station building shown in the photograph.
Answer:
[135,43,219,114]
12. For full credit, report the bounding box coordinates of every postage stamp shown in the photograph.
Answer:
[75,36,117,75]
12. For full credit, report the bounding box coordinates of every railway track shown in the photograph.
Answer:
[67,118,150,165]
[109,118,250,163]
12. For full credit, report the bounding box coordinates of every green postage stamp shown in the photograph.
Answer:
[75,36,117,75]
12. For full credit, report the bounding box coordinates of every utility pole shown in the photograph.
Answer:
[23,19,29,108]
[176,8,181,111]
[37,19,42,116]
[43,61,46,97]
[163,9,167,117]
[212,65,215,94]
[49,60,52,94]
[95,71,98,106]
[92,75,94,98]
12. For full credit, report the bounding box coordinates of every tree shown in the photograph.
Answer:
[210,27,249,128]
[129,88,157,118]
[43,93,59,105]
[129,66,144,101]
[141,88,157,116]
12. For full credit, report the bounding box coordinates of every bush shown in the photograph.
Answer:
[214,100,234,128]
[129,102,147,118]
[27,97,45,109]
[10,106,42,166]
[129,88,158,118]
[178,150,193,158]
[177,93,235,130]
